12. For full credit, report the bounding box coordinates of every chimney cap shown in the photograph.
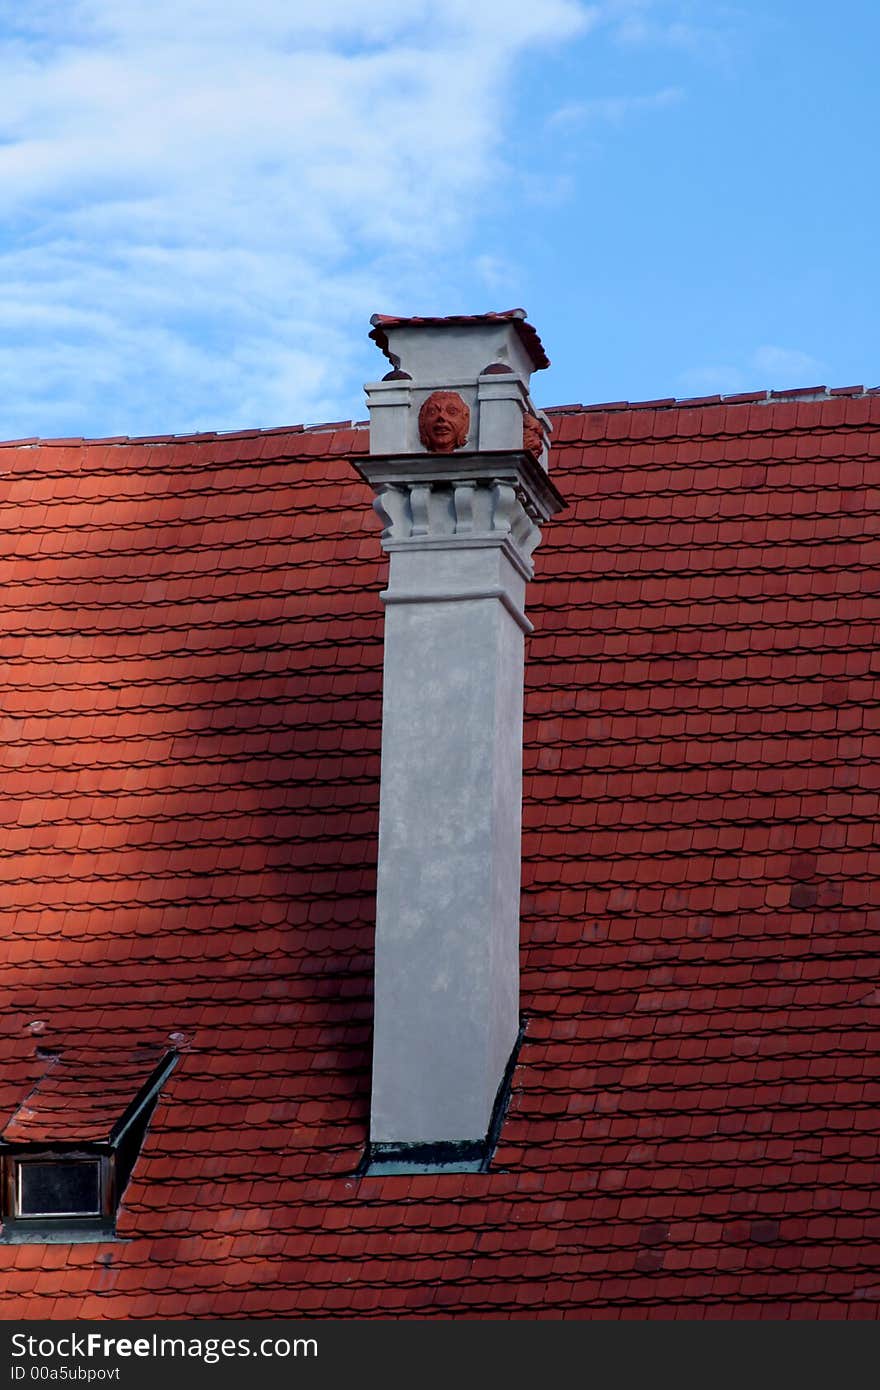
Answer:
[369,309,550,372]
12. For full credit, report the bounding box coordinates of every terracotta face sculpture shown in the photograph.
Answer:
[523,412,543,457]
[418,391,470,454]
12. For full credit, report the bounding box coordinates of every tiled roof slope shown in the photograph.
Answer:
[2,1044,171,1144]
[0,395,879,1317]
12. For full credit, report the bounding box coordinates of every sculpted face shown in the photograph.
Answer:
[418,391,470,454]
[523,413,543,457]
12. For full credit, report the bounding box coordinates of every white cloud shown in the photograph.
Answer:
[750,345,823,382]
[473,254,521,295]
[600,0,739,61]
[0,0,591,437]
[548,85,683,127]
[677,364,747,396]
[679,344,824,397]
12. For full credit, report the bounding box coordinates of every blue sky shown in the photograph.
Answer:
[0,0,876,438]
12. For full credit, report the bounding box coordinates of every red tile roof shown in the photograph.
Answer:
[3,1046,169,1144]
[1,394,880,1316]
[369,309,550,371]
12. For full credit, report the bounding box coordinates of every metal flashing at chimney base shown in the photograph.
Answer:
[359,1020,527,1175]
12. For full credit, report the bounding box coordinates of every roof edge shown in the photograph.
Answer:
[0,384,877,450]
[545,384,880,416]
[0,420,371,451]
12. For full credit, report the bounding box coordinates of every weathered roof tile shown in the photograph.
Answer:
[0,394,878,1315]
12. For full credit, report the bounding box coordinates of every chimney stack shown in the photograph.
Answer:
[358,311,564,1171]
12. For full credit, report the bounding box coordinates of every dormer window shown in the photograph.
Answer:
[3,1152,111,1239]
[18,1155,103,1218]
[0,1047,176,1243]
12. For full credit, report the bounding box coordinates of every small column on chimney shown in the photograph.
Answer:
[358,311,564,1172]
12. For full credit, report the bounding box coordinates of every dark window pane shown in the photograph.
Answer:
[18,1160,101,1216]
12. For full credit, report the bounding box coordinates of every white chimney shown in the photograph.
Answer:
[357,311,564,1171]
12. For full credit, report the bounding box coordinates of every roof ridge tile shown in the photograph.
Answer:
[3,385,880,453]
